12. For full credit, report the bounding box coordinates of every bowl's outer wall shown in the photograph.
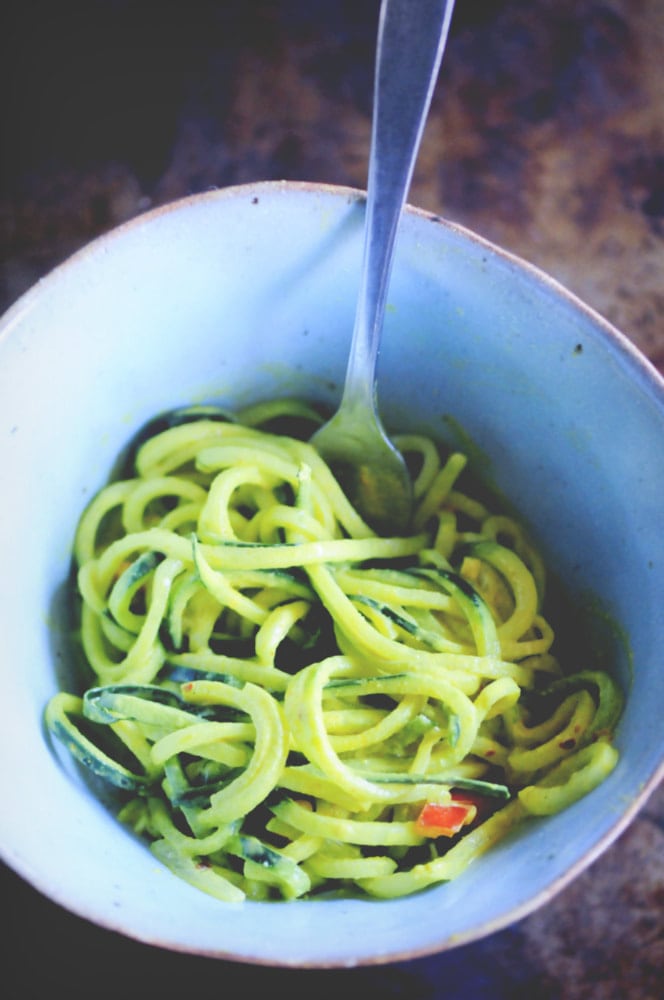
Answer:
[1,182,663,966]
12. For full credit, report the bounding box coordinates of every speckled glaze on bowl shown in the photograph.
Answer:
[1,181,663,968]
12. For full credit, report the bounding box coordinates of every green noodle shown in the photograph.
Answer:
[45,398,623,902]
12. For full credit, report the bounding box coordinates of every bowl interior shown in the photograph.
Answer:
[1,181,663,966]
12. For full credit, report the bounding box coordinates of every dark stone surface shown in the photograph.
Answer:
[1,2,663,996]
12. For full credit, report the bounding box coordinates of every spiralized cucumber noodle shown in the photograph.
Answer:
[46,398,623,902]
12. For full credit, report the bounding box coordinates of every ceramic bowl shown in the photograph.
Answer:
[1,181,663,967]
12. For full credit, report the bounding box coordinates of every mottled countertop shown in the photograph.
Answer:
[1,2,662,997]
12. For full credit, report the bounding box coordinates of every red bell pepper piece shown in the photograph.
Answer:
[415,799,477,837]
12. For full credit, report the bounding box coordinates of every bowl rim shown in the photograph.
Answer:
[1,179,663,967]
[3,177,662,401]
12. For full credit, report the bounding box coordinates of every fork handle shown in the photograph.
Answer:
[341,0,456,414]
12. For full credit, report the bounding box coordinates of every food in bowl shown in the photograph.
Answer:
[45,394,623,902]
[3,181,662,965]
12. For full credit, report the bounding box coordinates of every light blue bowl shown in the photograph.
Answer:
[1,181,662,966]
